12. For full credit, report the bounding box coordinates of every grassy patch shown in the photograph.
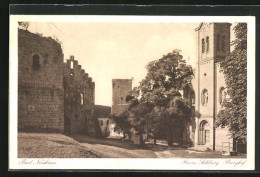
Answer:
[18,132,99,158]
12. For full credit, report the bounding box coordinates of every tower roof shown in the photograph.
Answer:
[195,22,204,31]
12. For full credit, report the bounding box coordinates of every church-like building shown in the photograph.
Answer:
[183,22,233,151]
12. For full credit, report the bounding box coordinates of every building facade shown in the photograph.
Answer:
[189,23,233,151]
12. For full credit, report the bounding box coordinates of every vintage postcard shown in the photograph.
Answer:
[9,15,255,170]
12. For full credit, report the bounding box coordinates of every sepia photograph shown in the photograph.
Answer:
[9,15,255,170]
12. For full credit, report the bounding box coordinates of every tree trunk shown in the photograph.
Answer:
[168,130,173,146]
[154,138,157,145]
[123,132,126,140]
[140,134,144,145]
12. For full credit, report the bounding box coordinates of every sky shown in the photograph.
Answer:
[27,22,232,106]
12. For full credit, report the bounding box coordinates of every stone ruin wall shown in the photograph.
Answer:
[18,29,64,132]
[63,56,95,135]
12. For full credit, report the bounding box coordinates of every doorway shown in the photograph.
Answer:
[198,120,210,145]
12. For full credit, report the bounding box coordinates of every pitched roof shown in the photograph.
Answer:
[195,22,204,31]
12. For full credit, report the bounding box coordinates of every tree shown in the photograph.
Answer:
[128,49,194,146]
[216,23,247,142]
[112,111,132,140]
[18,22,29,30]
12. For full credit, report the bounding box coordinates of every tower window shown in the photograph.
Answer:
[217,34,221,51]
[107,120,109,126]
[70,61,74,69]
[80,93,84,105]
[201,89,208,106]
[32,54,40,70]
[219,87,226,104]
[206,36,209,52]
[202,38,205,53]
[221,36,226,52]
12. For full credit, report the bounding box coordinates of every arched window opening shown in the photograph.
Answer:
[32,54,40,70]
[201,89,208,106]
[221,36,226,52]
[206,36,209,52]
[80,93,84,105]
[217,35,221,51]
[202,38,205,53]
[70,61,74,69]
[219,87,226,104]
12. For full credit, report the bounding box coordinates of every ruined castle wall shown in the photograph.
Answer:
[18,29,64,132]
[64,56,95,134]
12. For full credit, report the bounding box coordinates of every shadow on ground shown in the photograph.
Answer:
[70,134,189,152]
[70,134,150,150]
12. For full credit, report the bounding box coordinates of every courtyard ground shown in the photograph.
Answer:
[18,132,246,158]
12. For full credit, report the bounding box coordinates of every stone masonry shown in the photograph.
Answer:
[18,29,64,132]
[18,29,96,135]
[63,56,95,135]
[112,79,132,115]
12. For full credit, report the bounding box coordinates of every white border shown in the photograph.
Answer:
[9,15,255,170]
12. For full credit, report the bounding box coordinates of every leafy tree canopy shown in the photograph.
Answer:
[123,49,194,145]
[216,23,247,141]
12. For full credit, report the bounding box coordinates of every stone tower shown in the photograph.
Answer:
[18,29,64,132]
[112,79,132,115]
[194,23,232,150]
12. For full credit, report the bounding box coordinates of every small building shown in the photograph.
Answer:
[94,105,123,137]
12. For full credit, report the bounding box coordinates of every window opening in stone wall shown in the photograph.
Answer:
[206,36,209,52]
[32,54,40,70]
[202,38,205,53]
[70,61,74,69]
[201,89,208,106]
[100,120,103,126]
[121,97,123,101]
[221,36,226,52]
[217,34,221,51]
[107,120,109,126]
[219,87,226,105]
[80,93,84,105]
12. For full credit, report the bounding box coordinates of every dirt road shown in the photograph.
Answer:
[18,133,246,158]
